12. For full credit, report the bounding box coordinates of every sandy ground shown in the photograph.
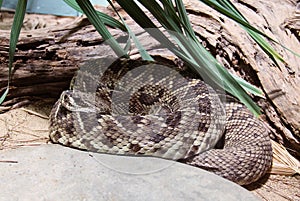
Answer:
[0,100,299,201]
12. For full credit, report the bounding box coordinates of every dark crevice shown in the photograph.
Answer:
[289,28,300,42]
[185,9,214,19]
[262,92,300,159]
[237,0,258,13]
[13,50,59,62]
[77,40,103,46]
[16,39,54,51]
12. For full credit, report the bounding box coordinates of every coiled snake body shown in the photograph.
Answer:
[49,59,272,185]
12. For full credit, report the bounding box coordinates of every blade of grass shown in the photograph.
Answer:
[175,34,262,115]
[115,0,180,50]
[107,0,153,61]
[75,0,128,58]
[172,0,266,104]
[1,0,27,105]
[172,40,261,116]
[160,1,262,114]
[216,0,285,64]
[0,88,9,105]
[200,0,300,60]
[79,0,132,58]
[175,0,197,39]
[63,0,126,31]
[116,0,261,115]
[200,0,276,40]
[230,74,264,98]
[215,62,261,116]
[138,0,183,33]
[218,0,298,57]
[9,0,27,79]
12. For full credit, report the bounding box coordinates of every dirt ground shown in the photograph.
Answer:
[0,100,299,201]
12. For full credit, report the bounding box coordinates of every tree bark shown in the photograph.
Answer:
[0,0,299,157]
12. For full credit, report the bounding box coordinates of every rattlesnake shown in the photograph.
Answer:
[49,58,272,185]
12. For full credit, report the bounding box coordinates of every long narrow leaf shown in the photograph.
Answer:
[138,0,182,33]
[9,0,27,78]
[231,73,264,98]
[171,38,262,116]
[175,0,197,39]
[1,0,27,105]
[107,0,153,61]
[175,34,262,115]
[216,0,285,63]
[75,0,127,57]
[115,0,179,50]
[116,0,261,115]
[63,0,126,31]
[0,88,9,105]
[200,0,299,60]
[162,1,262,114]
[200,0,276,41]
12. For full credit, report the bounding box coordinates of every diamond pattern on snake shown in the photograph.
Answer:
[49,58,272,185]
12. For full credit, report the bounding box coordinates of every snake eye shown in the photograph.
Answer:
[60,90,77,111]
[60,90,87,111]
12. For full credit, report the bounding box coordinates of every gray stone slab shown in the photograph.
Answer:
[0,145,260,201]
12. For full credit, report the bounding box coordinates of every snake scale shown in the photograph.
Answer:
[49,58,272,185]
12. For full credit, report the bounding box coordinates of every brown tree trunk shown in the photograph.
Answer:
[0,0,299,157]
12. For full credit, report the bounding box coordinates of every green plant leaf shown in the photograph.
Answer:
[75,0,127,58]
[199,0,299,62]
[231,73,264,98]
[63,0,126,31]
[115,0,180,51]
[175,0,197,39]
[107,0,153,61]
[115,0,262,115]
[0,88,9,105]
[1,0,27,105]
[9,0,27,78]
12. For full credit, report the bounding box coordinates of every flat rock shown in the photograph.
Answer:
[0,144,260,201]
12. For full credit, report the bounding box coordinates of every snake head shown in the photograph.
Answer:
[60,90,111,114]
[59,90,96,113]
